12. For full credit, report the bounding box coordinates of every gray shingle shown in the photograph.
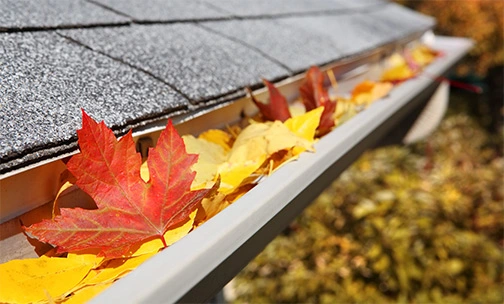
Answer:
[201,19,344,73]
[277,14,389,58]
[277,5,434,58]
[364,3,435,41]
[0,0,130,30]
[61,24,289,102]
[91,0,231,22]
[0,31,188,172]
[346,4,435,45]
[203,0,349,17]
[202,3,434,74]
[335,0,385,9]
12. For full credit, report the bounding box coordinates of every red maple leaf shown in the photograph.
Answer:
[249,79,291,122]
[25,110,211,258]
[299,66,337,135]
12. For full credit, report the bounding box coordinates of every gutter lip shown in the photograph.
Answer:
[92,36,474,304]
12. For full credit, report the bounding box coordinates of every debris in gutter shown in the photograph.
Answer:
[1,44,448,303]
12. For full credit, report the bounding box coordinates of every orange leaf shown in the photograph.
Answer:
[351,80,393,105]
[26,110,212,258]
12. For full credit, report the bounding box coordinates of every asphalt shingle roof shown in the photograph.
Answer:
[60,24,289,102]
[0,31,188,169]
[0,1,434,175]
[91,0,231,22]
[200,19,342,73]
[202,0,348,17]
[0,0,130,30]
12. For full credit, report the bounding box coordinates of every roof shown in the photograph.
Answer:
[0,0,434,175]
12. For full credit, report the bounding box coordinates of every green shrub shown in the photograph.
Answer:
[232,113,503,303]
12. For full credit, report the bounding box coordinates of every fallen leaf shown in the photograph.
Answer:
[299,66,337,135]
[334,98,358,126]
[255,148,299,175]
[198,129,233,152]
[300,66,330,111]
[248,79,291,122]
[60,253,156,303]
[183,135,227,188]
[284,107,323,141]
[381,54,416,83]
[218,121,313,193]
[76,253,155,287]
[228,121,312,164]
[127,209,198,257]
[197,193,229,223]
[317,100,337,136]
[52,170,77,218]
[26,110,212,258]
[0,256,93,303]
[50,171,97,221]
[409,45,440,67]
[381,64,415,83]
[67,250,104,269]
[62,282,113,304]
[351,80,393,106]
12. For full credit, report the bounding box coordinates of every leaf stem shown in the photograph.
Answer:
[160,235,168,248]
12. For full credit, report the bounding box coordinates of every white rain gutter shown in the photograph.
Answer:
[92,36,473,303]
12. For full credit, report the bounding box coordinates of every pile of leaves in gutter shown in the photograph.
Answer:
[0,45,441,303]
[231,109,504,302]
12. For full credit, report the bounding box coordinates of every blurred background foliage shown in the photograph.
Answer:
[231,1,503,303]
[397,0,503,77]
[232,111,503,303]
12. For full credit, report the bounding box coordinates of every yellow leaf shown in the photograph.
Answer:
[62,282,113,304]
[381,63,415,82]
[226,184,256,203]
[230,121,313,162]
[284,107,323,141]
[183,135,227,188]
[411,45,438,67]
[67,249,104,268]
[52,181,75,219]
[351,80,393,106]
[218,121,313,193]
[195,183,254,225]
[334,98,357,126]
[218,160,264,194]
[198,193,230,222]
[381,53,416,84]
[128,209,198,257]
[380,53,416,83]
[387,52,407,67]
[264,148,302,173]
[198,129,233,152]
[0,256,93,303]
[60,253,156,302]
[78,253,155,287]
